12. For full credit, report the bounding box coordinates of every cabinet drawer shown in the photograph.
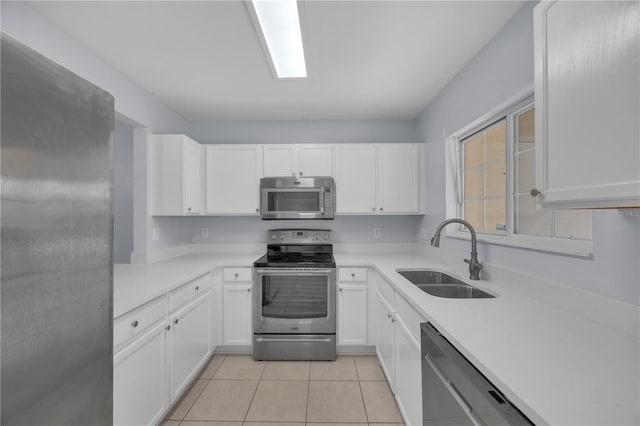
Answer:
[338,267,368,282]
[170,273,212,312]
[395,294,426,341]
[114,296,167,350]
[223,267,252,282]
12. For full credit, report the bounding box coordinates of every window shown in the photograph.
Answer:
[461,119,507,234]
[449,98,592,255]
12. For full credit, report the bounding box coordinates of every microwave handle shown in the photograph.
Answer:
[320,187,325,214]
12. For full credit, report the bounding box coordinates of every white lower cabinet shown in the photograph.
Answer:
[375,273,425,426]
[337,283,368,345]
[222,282,253,345]
[114,275,215,425]
[114,322,168,426]
[376,289,396,391]
[169,294,211,401]
[395,315,423,426]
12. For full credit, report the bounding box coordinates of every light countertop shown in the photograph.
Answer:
[114,247,640,426]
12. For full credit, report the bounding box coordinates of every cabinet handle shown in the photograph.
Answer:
[387,313,392,319]
[131,320,139,328]
[256,208,259,213]
[391,318,396,323]
[195,285,200,291]
[351,273,355,278]
[379,207,384,211]
[187,207,192,212]
[234,273,239,278]
[372,207,376,211]
[165,325,171,331]
[173,318,179,325]
[299,171,303,176]
[339,288,343,292]
[530,188,542,197]
[247,288,251,292]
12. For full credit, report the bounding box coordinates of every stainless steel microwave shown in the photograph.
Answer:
[260,177,335,220]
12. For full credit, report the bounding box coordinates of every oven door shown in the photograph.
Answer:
[254,268,336,334]
[261,188,328,219]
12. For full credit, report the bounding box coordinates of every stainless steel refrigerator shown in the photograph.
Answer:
[1,34,114,424]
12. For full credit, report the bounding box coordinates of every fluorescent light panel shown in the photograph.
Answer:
[251,0,307,78]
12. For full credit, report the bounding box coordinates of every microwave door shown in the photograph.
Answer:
[262,188,323,219]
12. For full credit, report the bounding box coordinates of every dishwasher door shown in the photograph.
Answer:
[421,322,534,426]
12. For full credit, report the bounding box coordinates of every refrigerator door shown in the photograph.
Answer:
[1,34,114,425]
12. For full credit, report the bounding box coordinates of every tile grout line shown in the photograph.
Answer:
[242,357,265,423]
[170,353,226,422]
[175,367,213,422]
[355,357,371,425]
[305,360,312,424]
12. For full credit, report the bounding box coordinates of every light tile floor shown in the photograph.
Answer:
[162,354,405,426]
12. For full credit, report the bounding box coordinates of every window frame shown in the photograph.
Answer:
[444,92,593,257]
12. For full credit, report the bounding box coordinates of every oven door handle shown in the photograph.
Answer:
[255,269,334,275]
[255,337,333,343]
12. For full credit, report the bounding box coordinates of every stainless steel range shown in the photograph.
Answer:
[253,229,336,361]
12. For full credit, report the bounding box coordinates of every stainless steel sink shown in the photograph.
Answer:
[396,269,495,299]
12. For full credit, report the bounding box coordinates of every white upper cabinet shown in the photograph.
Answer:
[334,143,423,215]
[334,144,378,214]
[263,144,332,178]
[263,144,297,177]
[151,134,204,215]
[299,145,333,177]
[206,145,263,215]
[534,1,640,208]
[378,144,421,214]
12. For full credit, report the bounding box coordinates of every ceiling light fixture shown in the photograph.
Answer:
[249,0,307,79]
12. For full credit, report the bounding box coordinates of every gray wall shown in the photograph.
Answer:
[415,1,640,305]
[189,119,419,144]
[113,120,134,263]
[188,215,420,244]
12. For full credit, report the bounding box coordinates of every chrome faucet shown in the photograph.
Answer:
[430,219,483,280]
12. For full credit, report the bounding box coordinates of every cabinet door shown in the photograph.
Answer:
[534,1,640,208]
[395,316,422,426]
[222,283,253,345]
[334,144,377,214]
[114,323,168,426]
[378,144,420,214]
[375,290,395,391]
[169,295,212,401]
[206,145,263,214]
[183,138,203,214]
[338,284,368,345]
[263,144,297,177]
[299,144,332,177]
[150,134,188,216]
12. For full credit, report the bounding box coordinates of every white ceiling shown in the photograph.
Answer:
[29,1,525,121]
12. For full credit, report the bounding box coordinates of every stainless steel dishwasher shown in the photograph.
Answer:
[421,322,534,425]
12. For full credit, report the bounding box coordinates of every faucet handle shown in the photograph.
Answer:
[464,258,483,269]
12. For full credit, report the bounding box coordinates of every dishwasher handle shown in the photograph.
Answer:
[425,354,486,426]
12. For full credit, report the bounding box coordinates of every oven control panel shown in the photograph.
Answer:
[268,229,332,244]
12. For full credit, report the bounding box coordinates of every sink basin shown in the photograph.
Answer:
[396,269,495,299]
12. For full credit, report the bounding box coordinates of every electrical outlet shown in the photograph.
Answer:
[201,227,209,238]
[152,228,159,241]
[374,227,381,238]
